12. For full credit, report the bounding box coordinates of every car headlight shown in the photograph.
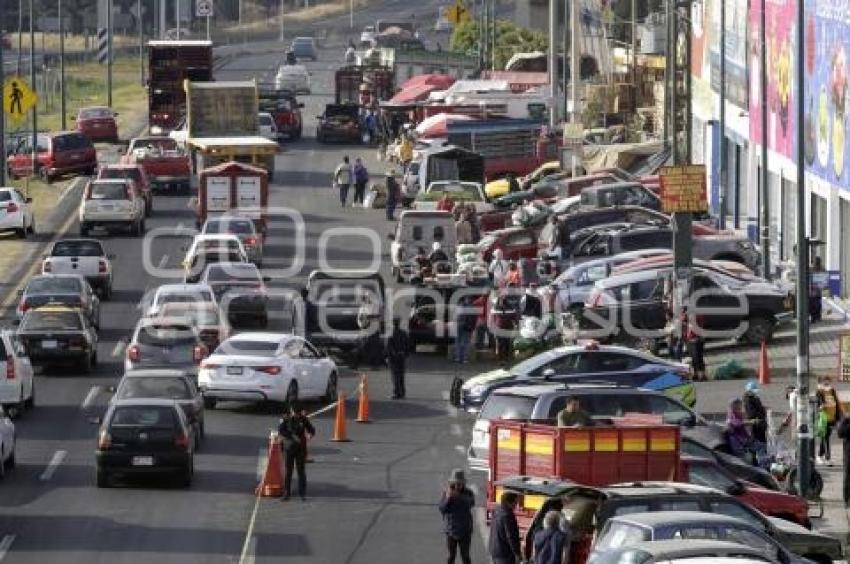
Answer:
[466,384,487,398]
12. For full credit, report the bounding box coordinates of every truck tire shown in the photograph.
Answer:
[80,222,89,237]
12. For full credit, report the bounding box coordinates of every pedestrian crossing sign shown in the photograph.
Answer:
[3,77,37,124]
[445,1,470,24]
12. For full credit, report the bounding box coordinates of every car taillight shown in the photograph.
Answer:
[244,237,257,246]
[6,360,15,380]
[43,260,52,273]
[98,430,111,449]
[19,300,29,313]
[127,345,140,362]
[174,431,190,449]
[257,366,281,375]
[98,260,107,273]
[6,202,17,214]
[192,344,207,363]
[199,360,219,369]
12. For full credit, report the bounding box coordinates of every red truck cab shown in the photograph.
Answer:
[121,136,191,193]
[258,87,304,141]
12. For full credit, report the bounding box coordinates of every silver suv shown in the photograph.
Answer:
[79,179,145,236]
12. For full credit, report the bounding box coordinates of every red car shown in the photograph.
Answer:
[75,106,119,143]
[477,226,541,262]
[679,456,810,528]
[98,164,153,216]
[7,131,97,183]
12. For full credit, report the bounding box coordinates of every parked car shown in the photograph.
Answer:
[0,405,15,479]
[7,131,97,183]
[588,512,806,564]
[94,398,194,487]
[113,369,205,447]
[257,112,279,140]
[316,104,361,143]
[125,317,208,376]
[198,333,338,409]
[467,384,720,470]
[147,302,230,351]
[681,435,780,491]
[200,215,264,266]
[459,342,692,412]
[41,238,114,298]
[0,331,34,419]
[414,181,491,212]
[97,163,153,216]
[0,187,35,238]
[389,210,456,282]
[79,179,146,237]
[16,305,98,372]
[507,479,843,564]
[588,539,780,564]
[469,226,540,262]
[578,268,791,347]
[580,181,661,211]
[679,456,809,526]
[199,262,270,327]
[145,284,217,316]
[74,106,119,143]
[290,36,317,60]
[16,274,100,328]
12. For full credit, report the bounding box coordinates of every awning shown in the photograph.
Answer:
[415,113,476,138]
[389,83,441,104]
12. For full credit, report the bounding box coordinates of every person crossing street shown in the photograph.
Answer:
[334,156,353,206]
[385,318,411,399]
[277,402,315,501]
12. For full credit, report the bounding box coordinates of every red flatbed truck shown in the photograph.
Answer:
[147,40,213,134]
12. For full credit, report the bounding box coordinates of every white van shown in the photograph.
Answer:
[388,210,456,282]
[274,65,311,94]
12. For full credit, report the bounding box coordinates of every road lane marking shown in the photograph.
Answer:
[157,254,169,268]
[450,423,462,437]
[238,495,262,564]
[81,386,100,410]
[111,340,126,358]
[454,445,466,454]
[40,450,67,481]
[243,536,257,564]
[0,534,15,561]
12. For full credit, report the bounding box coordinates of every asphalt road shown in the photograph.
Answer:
[0,13,490,564]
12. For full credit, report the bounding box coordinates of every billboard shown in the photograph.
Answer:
[710,0,748,107]
[804,0,850,189]
[748,0,797,158]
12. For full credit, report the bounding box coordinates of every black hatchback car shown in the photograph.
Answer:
[95,398,194,488]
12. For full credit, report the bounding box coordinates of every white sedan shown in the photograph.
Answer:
[0,331,34,419]
[0,187,35,238]
[198,333,338,409]
[0,405,15,479]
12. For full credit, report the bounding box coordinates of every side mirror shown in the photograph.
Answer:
[25,197,32,203]
[726,481,745,496]
[387,233,395,240]
[262,276,272,282]
[298,103,305,109]
[107,253,116,260]
[113,112,119,117]
[87,415,102,424]
[541,368,555,379]
[107,385,116,393]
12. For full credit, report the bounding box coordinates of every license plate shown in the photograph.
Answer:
[41,340,57,349]
[226,366,243,375]
[100,204,114,210]
[132,456,154,466]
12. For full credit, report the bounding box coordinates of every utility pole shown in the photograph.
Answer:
[685,1,692,162]
[631,0,637,87]
[670,4,678,164]
[138,0,144,86]
[176,0,181,39]
[159,0,166,39]
[279,0,285,42]
[570,0,579,177]
[350,0,354,29]
[548,0,557,127]
[17,0,22,75]
[107,0,113,108]
[663,0,670,150]
[794,0,812,500]
[0,16,5,186]
[60,0,66,131]
[29,0,35,175]
[718,0,727,228]
[563,0,569,120]
[760,0,771,279]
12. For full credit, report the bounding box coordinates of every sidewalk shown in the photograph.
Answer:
[812,452,850,549]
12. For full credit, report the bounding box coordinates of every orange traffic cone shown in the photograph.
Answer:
[356,374,371,423]
[331,392,350,442]
[255,431,283,497]
[758,340,771,385]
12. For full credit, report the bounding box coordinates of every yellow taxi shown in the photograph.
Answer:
[483,161,562,199]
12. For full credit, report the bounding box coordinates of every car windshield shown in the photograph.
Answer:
[136,324,197,346]
[118,377,192,400]
[54,133,91,150]
[204,220,255,235]
[110,405,176,428]
[51,240,103,257]
[136,138,177,151]
[510,351,558,375]
[79,108,113,119]
[424,184,482,201]
[594,521,650,552]
[89,183,128,200]
[217,339,278,356]
[0,191,12,202]
[156,306,219,326]
[158,291,213,305]
[258,114,273,126]
[22,311,82,331]
[480,394,536,420]
[27,277,82,294]
[309,280,381,305]
[100,168,142,183]
[205,264,261,283]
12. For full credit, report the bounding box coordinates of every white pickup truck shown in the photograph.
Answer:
[41,239,114,298]
[79,179,146,237]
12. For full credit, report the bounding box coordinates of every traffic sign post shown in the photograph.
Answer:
[445,0,469,24]
[196,0,213,40]
[4,77,38,126]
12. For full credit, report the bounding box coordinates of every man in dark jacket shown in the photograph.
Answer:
[533,510,571,564]
[837,415,850,506]
[438,468,475,564]
[742,380,768,444]
[385,318,411,399]
[277,402,315,501]
[488,491,522,564]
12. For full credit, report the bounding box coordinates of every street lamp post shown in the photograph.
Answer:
[280,0,285,42]
[29,0,35,176]
[718,0,727,228]
[60,0,66,131]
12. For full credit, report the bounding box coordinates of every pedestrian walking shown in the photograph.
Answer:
[334,156,353,206]
[489,249,509,287]
[386,170,401,221]
[277,402,315,501]
[438,468,475,564]
[742,380,768,444]
[353,157,370,205]
[454,298,477,363]
[456,212,474,244]
[685,309,706,381]
[385,318,411,399]
[488,491,522,564]
[532,510,571,564]
[473,291,491,350]
[817,375,842,465]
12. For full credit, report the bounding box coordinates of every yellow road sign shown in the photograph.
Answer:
[3,77,37,123]
[446,1,469,24]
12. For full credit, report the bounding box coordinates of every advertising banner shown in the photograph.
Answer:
[804,0,850,189]
[748,0,797,158]
[710,0,748,107]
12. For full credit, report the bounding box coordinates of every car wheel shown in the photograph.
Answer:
[37,166,50,183]
[6,445,14,470]
[0,445,5,480]
[27,216,35,235]
[179,457,193,488]
[80,223,89,237]
[80,353,92,373]
[743,316,774,344]
[193,423,202,450]
[95,465,109,488]
[285,381,299,405]
[25,382,34,409]
[324,373,338,403]
[15,224,26,239]
[102,284,112,301]
[203,396,216,410]
[5,402,20,420]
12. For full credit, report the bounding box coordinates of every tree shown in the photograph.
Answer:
[450,19,547,70]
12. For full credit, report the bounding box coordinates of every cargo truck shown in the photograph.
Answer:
[147,40,213,134]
